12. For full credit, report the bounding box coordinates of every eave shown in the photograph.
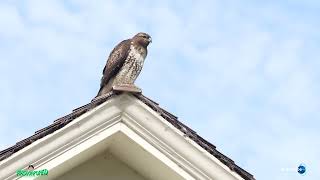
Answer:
[0,93,254,180]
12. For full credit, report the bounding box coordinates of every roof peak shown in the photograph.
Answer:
[0,92,254,180]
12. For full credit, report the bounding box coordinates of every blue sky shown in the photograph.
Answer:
[0,0,319,179]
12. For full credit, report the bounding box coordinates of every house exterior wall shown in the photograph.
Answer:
[56,151,147,180]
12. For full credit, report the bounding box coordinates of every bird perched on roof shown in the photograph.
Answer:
[96,32,152,97]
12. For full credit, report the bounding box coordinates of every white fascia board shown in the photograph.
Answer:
[0,94,245,180]
[0,97,122,179]
[118,123,196,180]
[120,94,245,180]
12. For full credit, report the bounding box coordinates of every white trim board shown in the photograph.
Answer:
[0,94,245,180]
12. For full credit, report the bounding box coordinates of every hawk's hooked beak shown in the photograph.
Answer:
[148,37,152,43]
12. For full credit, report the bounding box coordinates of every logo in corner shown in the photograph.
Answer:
[16,164,48,177]
[297,163,306,175]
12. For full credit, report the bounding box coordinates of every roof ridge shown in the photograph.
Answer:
[0,92,255,180]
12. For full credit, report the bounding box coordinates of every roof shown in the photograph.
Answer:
[0,92,255,180]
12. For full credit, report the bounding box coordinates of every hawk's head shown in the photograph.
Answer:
[132,32,152,47]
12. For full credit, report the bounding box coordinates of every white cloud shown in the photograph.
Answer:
[0,4,24,37]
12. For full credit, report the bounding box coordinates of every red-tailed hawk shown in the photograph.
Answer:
[96,32,152,97]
